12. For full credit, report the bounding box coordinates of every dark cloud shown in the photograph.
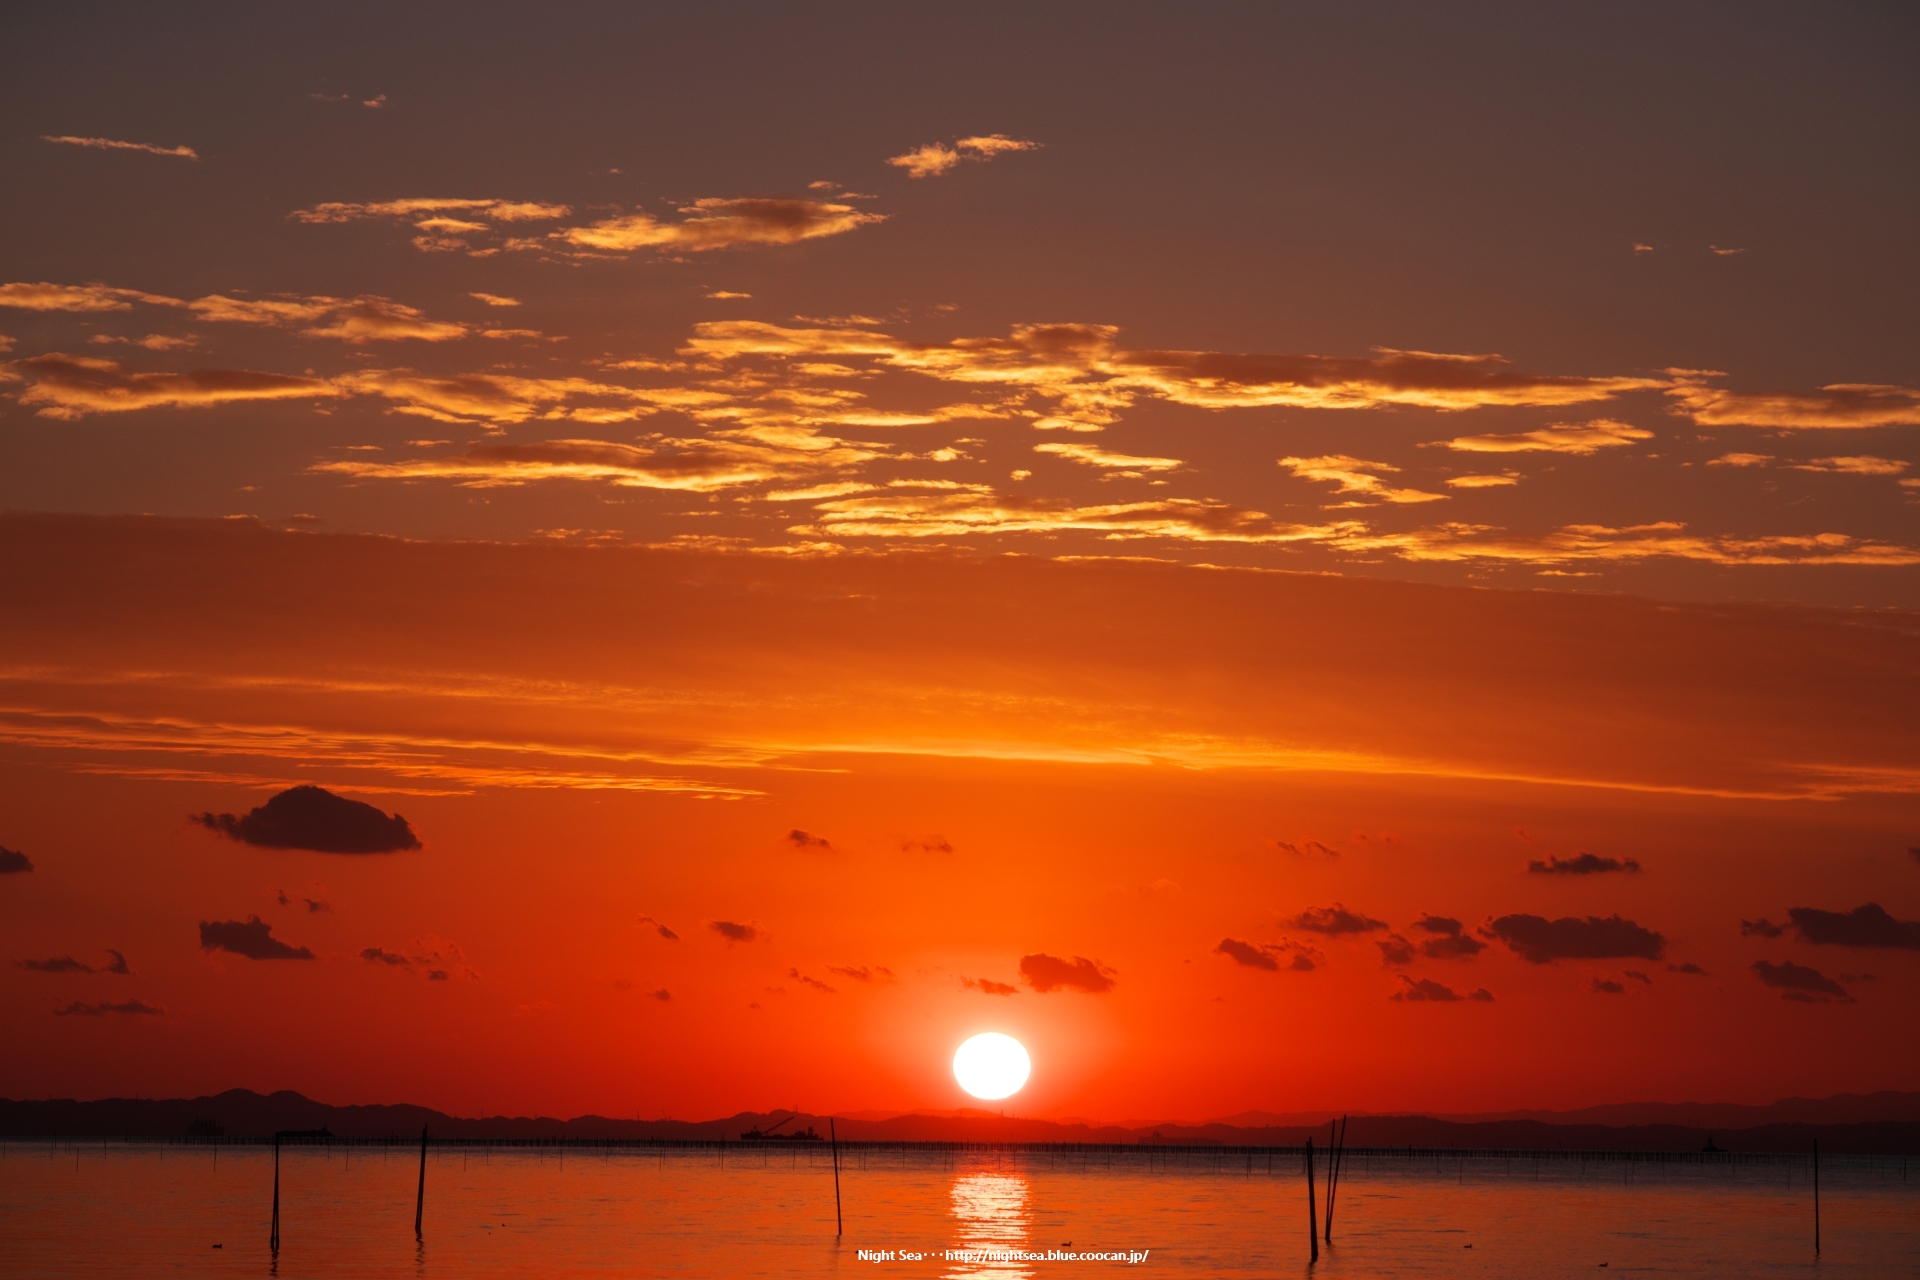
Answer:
[1288,903,1388,935]
[1909,847,1919,864]
[53,999,163,1017]
[1391,976,1493,1003]
[20,956,92,973]
[1019,952,1116,993]
[901,836,953,855]
[1273,839,1339,859]
[0,846,33,873]
[277,889,331,913]
[649,988,671,1001]
[709,920,760,944]
[360,947,408,965]
[827,964,892,982]
[1591,978,1626,994]
[637,915,680,940]
[198,916,315,960]
[1412,916,1486,959]
[1376,934,1416,966]
[785,829,833,851]
[1216,938,1279,970]
[1485,913,1665,964]
[22,950,135,974]
[1787,903,1920,950]
[789,967,836,993]
[1669,962,1709,975]
[1751,959,1851,1003]
[192,786,420,854]
[1625,970,1652,984]
[1740,918,1786,938]
[1527,852,1641,875]
[962,976,1018,995]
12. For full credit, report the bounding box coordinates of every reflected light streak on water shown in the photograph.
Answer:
[946,1172,1031,1279]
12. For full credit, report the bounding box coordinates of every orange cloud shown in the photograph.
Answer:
[41,134,197,159]
[1445,474,1519,488]
[1437,419,1652,454]
[1669,377,1920,429]
[794,487,1360,544]
[184,293,470,343]
[1342,521,1920,567]
[0,282,183,312]
[1788,456,1908,476]
[1033,441,1182,471]
[5,353,338,419]
[1279,456,1447,505]
[887,134,1041,177]
[555,199,884,254]
[291,198,571,224]
[331,369,724,426]
[686,321,1665,421]
[1707,452,1771,468]
[469,293,521,307]
[314,438,806,493]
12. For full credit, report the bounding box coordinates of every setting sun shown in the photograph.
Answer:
[953,1033,1032,1101]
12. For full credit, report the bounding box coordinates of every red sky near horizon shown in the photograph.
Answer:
[1,3,1916,1126]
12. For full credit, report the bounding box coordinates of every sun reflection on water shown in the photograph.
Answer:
[944,1172,1032,1278]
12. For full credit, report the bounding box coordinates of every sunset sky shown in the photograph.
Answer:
[2,3,1915,1125]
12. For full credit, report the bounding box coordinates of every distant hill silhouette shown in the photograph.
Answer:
[2,1088,1917,1152]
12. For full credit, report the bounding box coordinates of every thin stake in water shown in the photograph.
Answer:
[269,1133,280,1254]
[1813,1138,1820,1255]
[414,1125,428,1240]
[829,1117,843,1236]
[1306,1136,1319,1264]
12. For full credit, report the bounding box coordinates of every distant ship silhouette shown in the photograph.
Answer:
[740,1114,823,1141]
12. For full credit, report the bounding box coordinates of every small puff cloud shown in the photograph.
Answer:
[1287,903,1389,935]
[1437,419,1652,455]
[42,135,196,160]
[1751,959,1851,1003]
[1019,952,1116,993]
[198,916,315,961]
[191,785,421,854]
[1485,913,1666,964]
[0,847,33,873]
[637,915,680,941]
[887,134,1041,178]
[1273,839,1339,859]
[786,828,833,851]
[709,920,761,944]
[1527,852,1641,876]
[826,964,893,982]
[1786,903,1920,950]
[962,976,1019,995]
[1280,456,1447,506]
[53,999,164,1017]
[1740,918,1786,938]
[1391,976,1493,1003]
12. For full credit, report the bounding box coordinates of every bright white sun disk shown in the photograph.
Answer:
[953,1032,1031,1100]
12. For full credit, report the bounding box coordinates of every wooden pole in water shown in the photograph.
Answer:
[1306,1137,1319,1264]
[414,1125,428,1240]
[1813,1138,1820,1255]
[1325,1115,1347,1241]
[270,1133,281,1253]
[829,1118,843,1236]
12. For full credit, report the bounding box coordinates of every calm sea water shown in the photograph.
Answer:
[2,1142,1914,1277]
